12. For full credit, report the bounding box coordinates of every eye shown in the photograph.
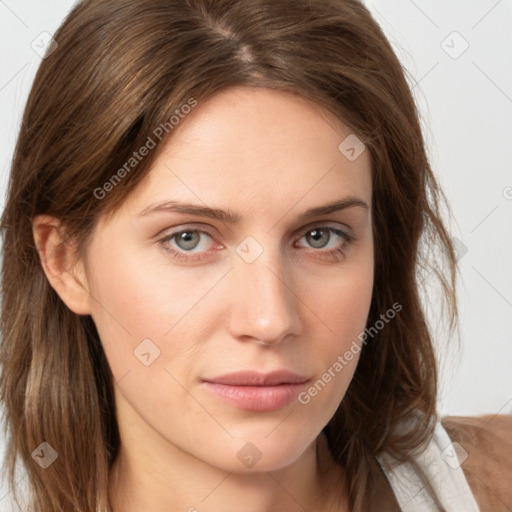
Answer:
[159,228,217,262]
[159,225,355,263]
[295,226,354,262]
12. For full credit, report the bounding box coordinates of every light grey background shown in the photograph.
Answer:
[1,1,511,509]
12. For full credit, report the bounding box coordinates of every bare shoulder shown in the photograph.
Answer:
[441,413,512,511]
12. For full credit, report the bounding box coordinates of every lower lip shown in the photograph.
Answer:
[202,381,308,412]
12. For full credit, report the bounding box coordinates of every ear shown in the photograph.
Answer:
[32,215,92,315]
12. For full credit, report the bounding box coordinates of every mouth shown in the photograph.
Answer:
[201,370,310,412]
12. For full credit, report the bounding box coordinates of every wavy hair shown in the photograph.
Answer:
[0,0,458,510]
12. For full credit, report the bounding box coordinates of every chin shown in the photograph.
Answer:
[204,425,318,473]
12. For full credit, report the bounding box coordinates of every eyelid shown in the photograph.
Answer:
[159,221,356,260]
[295,221,355,239]
[159,220,355,243]
[160,225,223,250]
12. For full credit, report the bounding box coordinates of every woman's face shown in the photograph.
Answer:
[83,86,374,472]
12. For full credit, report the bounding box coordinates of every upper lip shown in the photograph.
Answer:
[203,370,309,386]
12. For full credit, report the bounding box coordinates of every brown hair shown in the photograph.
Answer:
[0,0,458,510]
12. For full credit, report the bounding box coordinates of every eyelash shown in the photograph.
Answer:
[159,225,355,263]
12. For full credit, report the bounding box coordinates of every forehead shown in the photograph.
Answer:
[122,86,372,221]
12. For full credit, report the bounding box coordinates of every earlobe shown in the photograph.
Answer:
[32,215,92,315]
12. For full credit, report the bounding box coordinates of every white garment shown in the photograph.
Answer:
[377,419,481,511]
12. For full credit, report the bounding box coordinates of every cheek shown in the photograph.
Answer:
[84,243,169,376]
[85,241,220,381]
[311,259,374,348]
[299,259,374,405]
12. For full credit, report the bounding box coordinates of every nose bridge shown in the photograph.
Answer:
[228,235,301,344]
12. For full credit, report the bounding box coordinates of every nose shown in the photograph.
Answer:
[227,242,303,346]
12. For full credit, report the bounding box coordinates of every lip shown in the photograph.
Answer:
[202,370,310,412]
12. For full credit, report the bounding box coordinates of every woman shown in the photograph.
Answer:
[0,1,510,511]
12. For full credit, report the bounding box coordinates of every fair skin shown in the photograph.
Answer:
[33,86,374,512]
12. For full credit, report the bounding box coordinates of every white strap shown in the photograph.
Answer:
[377,421,481,511]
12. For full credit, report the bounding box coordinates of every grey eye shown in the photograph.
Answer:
[174,231,202,251]
[305,228,331,249]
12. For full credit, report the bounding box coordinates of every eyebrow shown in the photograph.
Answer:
[138,196,369,223]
